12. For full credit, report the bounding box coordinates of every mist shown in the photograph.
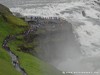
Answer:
[34,18,100,75]
[35,19,83,74]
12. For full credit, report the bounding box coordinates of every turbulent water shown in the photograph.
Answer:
[0,0,70,8]
[2,0,100,75]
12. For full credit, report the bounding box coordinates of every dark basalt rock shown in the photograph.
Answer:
[0,4,12,14]
[82,10,86,17]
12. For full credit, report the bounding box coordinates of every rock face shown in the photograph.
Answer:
[82,10,86,17]
[0,4,12,14]
[29,18,81,67]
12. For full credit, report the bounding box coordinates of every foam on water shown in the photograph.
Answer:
[10,1,84,17]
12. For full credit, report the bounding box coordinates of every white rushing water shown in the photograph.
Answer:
[4,0,100,75]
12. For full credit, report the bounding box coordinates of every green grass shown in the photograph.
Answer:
[8,40,63,75]
[0,5,28,74]
[0,4,28,27]
[0,55,21,75]
[5,14,28,27]
[0,16,23,75]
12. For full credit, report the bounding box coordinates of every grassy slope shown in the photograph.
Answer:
[0,4,65,75]
[0,15,22,75]
[0,4,27,75]
[8,40,63,75]
[5,14,28,26]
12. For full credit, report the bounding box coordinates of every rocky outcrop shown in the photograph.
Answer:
[82,10,86,17]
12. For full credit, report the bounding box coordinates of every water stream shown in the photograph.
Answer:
[2,35,27,75]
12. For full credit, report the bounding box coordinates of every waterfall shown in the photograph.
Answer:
[9,0,100,75]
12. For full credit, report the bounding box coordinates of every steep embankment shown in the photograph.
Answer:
[0,4,66,75]
[0,4,28,75]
